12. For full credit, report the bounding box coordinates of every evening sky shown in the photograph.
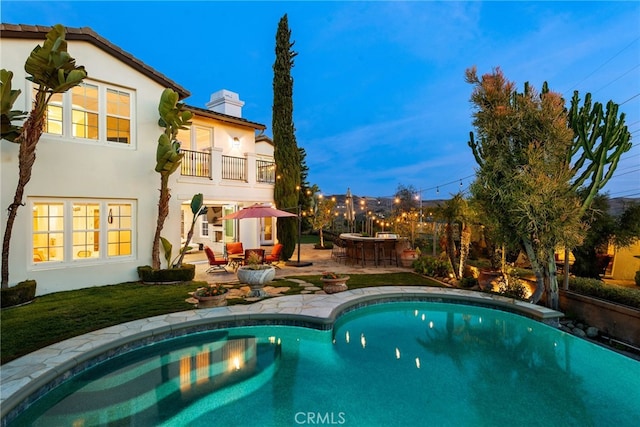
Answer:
[2,1,639,199]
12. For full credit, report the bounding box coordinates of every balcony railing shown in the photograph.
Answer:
[256,159,276,183]
[222,155,246,181]
[181,149,211,178]
[180,150,274,185]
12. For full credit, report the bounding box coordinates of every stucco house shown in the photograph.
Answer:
[1,24,276,295]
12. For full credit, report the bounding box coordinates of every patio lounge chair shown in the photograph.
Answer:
[264,243,284,267]
[204,246,228,273]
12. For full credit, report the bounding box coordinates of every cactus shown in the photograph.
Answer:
[568,91,632,216]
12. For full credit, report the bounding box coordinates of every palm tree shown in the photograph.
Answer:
[151,89,192,270]
[434,193,473,280]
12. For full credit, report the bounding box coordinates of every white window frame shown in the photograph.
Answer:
[200,217,209,238]
[30,198,136,268]
[33,79,136,148]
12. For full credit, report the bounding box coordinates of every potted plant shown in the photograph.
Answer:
[236,251,276,297]
[320,271,349,294]
[192,283,228,308]
[399,242,420,268]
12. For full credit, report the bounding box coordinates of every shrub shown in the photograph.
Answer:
[636,271,640,287]
[496,275,528,300]
[413,255,451,277]
[1,280,37,308]
[569,276,640,309]
[314,242,333,249]
[137,264,196,283]
[460,277,478,288]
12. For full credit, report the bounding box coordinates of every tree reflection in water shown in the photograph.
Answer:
[417,310,591,425]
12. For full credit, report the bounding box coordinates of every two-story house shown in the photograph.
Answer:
[1,24,277,295]
[176,91,277,256]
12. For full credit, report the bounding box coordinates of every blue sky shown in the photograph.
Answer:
[2,1,639,199]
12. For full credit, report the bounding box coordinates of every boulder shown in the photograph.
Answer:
[586,326,600,338]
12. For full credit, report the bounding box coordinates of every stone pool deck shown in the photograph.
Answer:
[0,283,562,425]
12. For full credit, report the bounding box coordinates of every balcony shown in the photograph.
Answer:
[222,155,246,181]
[180,149,275,185]
[181,149,211,178]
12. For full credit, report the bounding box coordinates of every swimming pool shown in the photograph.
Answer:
[9,301,640,426]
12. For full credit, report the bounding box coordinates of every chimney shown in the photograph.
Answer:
[205,89,245,118]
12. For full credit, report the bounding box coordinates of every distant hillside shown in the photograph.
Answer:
[608,197,639,217]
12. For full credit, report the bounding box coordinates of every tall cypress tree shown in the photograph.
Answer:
[272,14,300,260]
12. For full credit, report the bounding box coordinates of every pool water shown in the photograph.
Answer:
[11,302,640,426]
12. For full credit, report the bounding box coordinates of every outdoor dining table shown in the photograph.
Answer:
[339,233,400,267]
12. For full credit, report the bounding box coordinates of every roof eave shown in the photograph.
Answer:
[0,23,190,99]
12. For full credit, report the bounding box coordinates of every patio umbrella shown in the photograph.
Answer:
[220,204,297,220]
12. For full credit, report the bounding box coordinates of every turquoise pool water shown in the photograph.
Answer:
[11,302,640,426]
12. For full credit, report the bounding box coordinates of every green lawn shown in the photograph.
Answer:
[0,273,441,364]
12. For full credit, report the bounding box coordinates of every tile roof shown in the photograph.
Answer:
[185,104,266,131]
[0,23,190,99]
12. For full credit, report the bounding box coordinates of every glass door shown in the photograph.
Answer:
[260,217,273,245]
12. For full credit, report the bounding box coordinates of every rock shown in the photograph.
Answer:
[572,327,587,338]
[576,323,585,330]
[586,326,599,338]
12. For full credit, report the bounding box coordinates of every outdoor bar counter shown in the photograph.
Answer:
[338,233,403,266]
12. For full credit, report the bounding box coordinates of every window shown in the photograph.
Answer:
[195,127,211,151]
[106,89,131,143]
[72,83,99,139]
[32,199,135,265]
[72,203,100,259]
[107,203,132,256]
[201,219,209,237]
[32,203,64,262]
[36,80,134,146]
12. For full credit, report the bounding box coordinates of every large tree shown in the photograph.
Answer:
[310,191,336,249]
[390,184,420,248]
[1,25,86,287]
[467,67,631,309]
[467,67,583,309]
[272,14,300,261]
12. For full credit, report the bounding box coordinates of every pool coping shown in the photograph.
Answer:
[0,286,563,425]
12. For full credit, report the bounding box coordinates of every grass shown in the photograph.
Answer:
[0,272,438,364]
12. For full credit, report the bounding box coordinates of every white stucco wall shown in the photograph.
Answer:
[173,116,275,252]
[0,38,182,294]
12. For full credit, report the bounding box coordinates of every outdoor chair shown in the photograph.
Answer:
[204,246,228,273]
[243,249,265,266]
[225,242,244,256]
[264,243,284,268]
[225,242,244,270]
